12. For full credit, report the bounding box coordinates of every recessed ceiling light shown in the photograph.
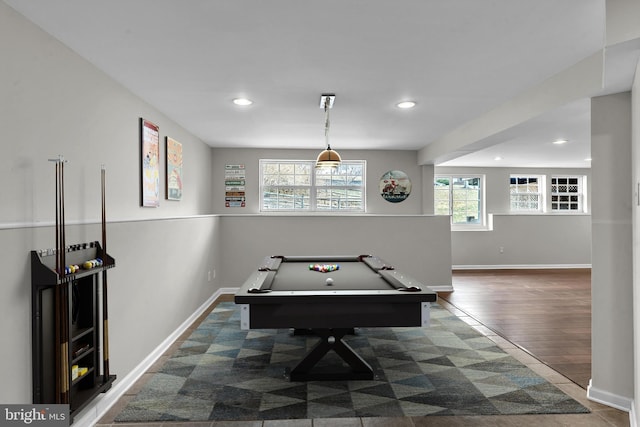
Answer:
[585,157,592,161]
[494,156,503,161]
[232,98,253,106]
[553,139,568,145]
[396,101,416,109]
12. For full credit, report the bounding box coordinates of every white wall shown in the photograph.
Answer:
[0,3,218,404]
[589,92,634,409]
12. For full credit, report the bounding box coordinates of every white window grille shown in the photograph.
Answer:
[260,160,365,212]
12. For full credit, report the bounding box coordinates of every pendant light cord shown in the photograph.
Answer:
[325,98,331,150]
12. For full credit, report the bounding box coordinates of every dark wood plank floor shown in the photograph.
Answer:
[440,269,591,389]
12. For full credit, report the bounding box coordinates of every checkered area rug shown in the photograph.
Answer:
[114,302,589,422]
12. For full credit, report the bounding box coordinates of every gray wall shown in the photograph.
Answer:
[218,215,452,291]
[211,147,426,215]
[632,53,640,422]
[0,219,219,404]
[451,214,591,267]
[1,4,213,225]
[435,166,592,267]
[0,4,217,404]
[211,149,593,268]
[209,147,452,289]
[435,167,592,215]
[590,92,634,405]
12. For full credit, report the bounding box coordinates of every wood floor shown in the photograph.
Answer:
[441,269,591,389]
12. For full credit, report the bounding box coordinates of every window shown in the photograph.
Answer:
[260,160,365,212]
[510,175,543,212]
[551,176,585,212]
[434,176,484,226]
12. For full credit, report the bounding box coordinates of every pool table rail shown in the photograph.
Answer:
[246,255,425,294]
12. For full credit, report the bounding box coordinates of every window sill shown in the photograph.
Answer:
[451,225,491,232]
[503,211,590,216]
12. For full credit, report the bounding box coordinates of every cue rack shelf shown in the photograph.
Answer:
[31,241,116,419]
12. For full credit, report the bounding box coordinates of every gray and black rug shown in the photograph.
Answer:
[115,302,589,422]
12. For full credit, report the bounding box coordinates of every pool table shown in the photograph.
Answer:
[235,255,437,381]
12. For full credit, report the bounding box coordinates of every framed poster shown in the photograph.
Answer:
[166,137,183,200]
[140,118,160,207]
[225,164,246,207]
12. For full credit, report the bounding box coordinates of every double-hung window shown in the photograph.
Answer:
[260,160,365,212]
[434,175,484,226]
[551,176,585,212]
[510,175,543,212]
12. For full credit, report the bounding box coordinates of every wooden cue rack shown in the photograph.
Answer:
[31,242,116,419]
[31,242,116,417]
[31,159,115,422]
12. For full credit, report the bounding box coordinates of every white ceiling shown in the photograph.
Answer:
[5,0,637,167]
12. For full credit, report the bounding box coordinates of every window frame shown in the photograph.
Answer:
[509,174,545,213]
[259,159,366,213]
[434,174,486,229]
[550,175,586,213]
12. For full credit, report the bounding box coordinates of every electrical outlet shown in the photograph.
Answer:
[207,271,212,281]
[499,246,504,254]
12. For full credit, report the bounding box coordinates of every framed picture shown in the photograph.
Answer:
[166,137,183,200]
[140,118,160,207]
[379,170,412,203]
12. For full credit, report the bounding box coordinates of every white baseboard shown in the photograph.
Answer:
[453,264,591,270]
[587,379,633,412]
[73,287,238,427]
[630,402,638,427]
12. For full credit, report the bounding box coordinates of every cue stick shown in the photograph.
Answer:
[59,156,69,403]
[55,160,60,275]
[101,165,110,381]
[54,277,62,402]
[54,160,62,402]
[49,155,69,403]
[60,156,66,277]
[58,278,69,404]
[48,157,61,275]
[49,157,62,400]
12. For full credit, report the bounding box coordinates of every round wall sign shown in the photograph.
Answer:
[379,170,411,203]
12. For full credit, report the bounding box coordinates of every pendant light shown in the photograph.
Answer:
[315,94,342,169]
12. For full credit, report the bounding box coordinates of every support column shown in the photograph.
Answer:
[421,164,435,215]
[589,92,634,410]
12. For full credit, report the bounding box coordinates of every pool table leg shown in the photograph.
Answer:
[288,328,374,381]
